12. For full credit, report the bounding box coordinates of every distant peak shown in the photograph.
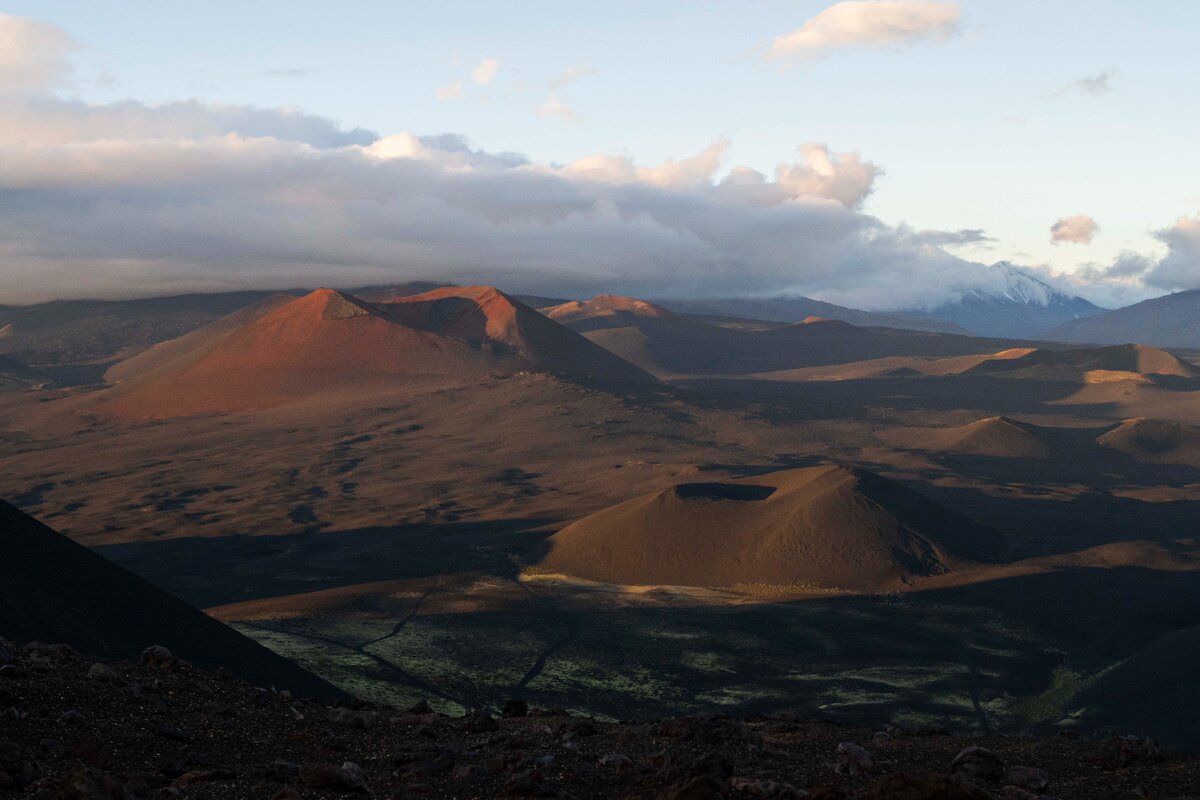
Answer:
[303,288,379,320]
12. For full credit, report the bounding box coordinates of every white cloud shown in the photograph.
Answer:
[536,95,580,123]
[0,12,78,93]
[769,0,960,62]
[1140,214,1200,290]
[0,92,987,307]
[435,81,464,101]
[472,57,499,86]
[1049,71,1114,99]
[1050,214,1098,245]
[0,96,375,147]
[548,65,596,89]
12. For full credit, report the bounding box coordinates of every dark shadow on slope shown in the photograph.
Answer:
[95,518,555,609]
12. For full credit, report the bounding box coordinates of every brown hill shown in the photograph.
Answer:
[1097,418,1200,466]
[0,500,342,700]
[99,288,497,416]
[379,286,656,387]
[541,294,674,324]
[100,287,653,417]
[917,417,1052,459]
[965,344,1199,381]
[537,465,1004,592]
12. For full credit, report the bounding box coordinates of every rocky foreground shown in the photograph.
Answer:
[1,638,1197,800]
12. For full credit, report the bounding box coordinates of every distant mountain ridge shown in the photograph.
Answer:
[1045,289,1200,349]
[654,296,969,334]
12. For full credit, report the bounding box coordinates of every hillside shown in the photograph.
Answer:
[963,344,1200,381]
[380,286,656,387]
[98,287,653,417]
[905,417,1053,459]
[1046,289,1200,349]
[1097,418,1200,466]
[537,465,1005,592]
[0,501,341,700]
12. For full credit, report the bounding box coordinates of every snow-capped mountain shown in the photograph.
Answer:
[907,262,1106,339]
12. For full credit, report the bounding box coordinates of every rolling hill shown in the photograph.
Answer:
[963,343,1200,382]
[537,465,1005,592]
[1097,418,1200,466]
[99,286,653,417]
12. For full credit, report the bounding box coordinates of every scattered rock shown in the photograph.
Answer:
[172,768,237,786]
[263,759,300,782]
[1004,765,1049,792]
[87,664,124,685]
[659,775,726,800]
[139,645,175,668]
[503,698,530,717]
[835,741,874,776]
[863,773,992,799]
[56,763,132,799]
[730,776,802,797]
[1101,737,1161,770]
[0,665,28,680]
[0,739,42,789]
[951,746,1005,782]
[461,710,500,733]
[299,761,370,793]
[332,707,370,729]
[597,753,632,770]
[24,642,75,661]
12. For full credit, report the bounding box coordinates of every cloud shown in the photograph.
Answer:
[1050,214,1098,245]
[435,81,464,101]
[1049,71,1114,99]
[536,96,580,123]
[1140,214,1200,290]
[906,228,995,247]
[768,0,960,62]
[472,57,499,86]
[548,65,597,89]
[1073,214,1200,300]
[0,91,1005,307]
[0,12,78,93]
[0,96,376,147]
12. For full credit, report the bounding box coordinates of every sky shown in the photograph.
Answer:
[1,1,1198,309]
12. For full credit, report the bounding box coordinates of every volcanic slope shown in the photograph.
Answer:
[964,343,1199,382]
[1097,418,1200,466]
[541,294,674,324]
[100,287,652,417]
[378,285,656,386]
[890,417,1054,459]
[0,500,342,700]
[536,465,1005,592]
